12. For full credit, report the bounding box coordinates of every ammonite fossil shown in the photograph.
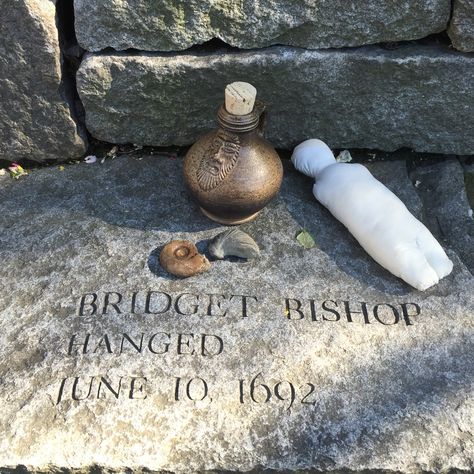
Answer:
[159,240,211,278]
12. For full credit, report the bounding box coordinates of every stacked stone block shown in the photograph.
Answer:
[0,0,86,163]
[74,0,451,51]
[75,0,474,154]
[2,1,474,161]
[77,45,474,154]
[74,0,474,154]
[448,0,474,51]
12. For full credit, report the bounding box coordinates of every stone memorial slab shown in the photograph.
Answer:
[0,0,86,163]
[0,156,473,472]
[73,0,450,52]
[77,44,474,154]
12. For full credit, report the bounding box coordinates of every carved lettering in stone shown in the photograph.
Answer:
[284,298,421,326]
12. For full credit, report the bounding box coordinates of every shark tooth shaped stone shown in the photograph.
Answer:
[208,229,260,260]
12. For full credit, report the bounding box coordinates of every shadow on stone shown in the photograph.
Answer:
[0,154,461,299]
[411,159,474,275]
[147,246,180,281]
[78,155,218,233]
[280,161,414,296]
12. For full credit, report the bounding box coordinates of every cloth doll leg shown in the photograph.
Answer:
[393,243,440,291]
[415,228,453,280]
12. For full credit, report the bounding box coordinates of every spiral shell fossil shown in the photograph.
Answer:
[160,240,211,278]
[208,229,260,260]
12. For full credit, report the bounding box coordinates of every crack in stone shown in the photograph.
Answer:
[55,0,89,152]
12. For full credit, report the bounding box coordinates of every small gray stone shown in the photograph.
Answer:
[209,229,260,260]
[77,44,474,154]
[0,155,473,472]
[73,0,450,51]
[448,0,474,52]
[0,0,86,163]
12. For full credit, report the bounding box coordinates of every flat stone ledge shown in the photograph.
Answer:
[73,0,451,52]
[0,155,472,472]
[77,44,474,154]
[448,0,474,52]
[0,0,86,163]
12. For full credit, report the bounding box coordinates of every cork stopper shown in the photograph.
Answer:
[225,82,257,116]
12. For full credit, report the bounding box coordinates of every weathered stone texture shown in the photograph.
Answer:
[411,160,474,273]
[0,0,86,163]
[448,0,474,52]
[0,155,473,472]
[77,44,474,154]
[73,0,451,52]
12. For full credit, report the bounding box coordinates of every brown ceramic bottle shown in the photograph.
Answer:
[183,83,283,225]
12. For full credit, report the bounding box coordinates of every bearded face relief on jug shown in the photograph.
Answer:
[196,130,241,192]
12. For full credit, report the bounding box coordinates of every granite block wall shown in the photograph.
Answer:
[2,0,474,162]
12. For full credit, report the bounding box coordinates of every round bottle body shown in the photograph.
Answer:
[184,127,283,225]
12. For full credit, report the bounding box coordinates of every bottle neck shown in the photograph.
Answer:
[217,100,265,133]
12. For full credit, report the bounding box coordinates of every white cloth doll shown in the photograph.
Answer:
[291,139,453,291]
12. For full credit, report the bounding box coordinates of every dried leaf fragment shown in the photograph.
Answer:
[107,145,119,158]
[336,150,353,163]
[296,230,316,249]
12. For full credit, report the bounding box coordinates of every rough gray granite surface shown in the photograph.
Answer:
[411,159,474,274]
[73,0,450,52]
[0,0,86,163]
[77,44,474,154]
[464,161,474,209]
[448,0,474,52]
[0,155,473,472]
